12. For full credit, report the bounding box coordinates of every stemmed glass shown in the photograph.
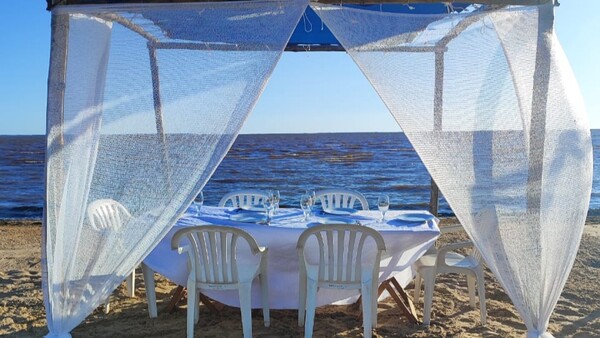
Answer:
[263,192,275,224]
[191,191,204,217]
[272,190,281,214]
[300,194,312,221]
[305,190,317,216]
[377,194,390,223]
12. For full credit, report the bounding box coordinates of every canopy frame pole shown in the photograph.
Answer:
[44,12,70,334]
[426,12,485,216]
[428,49,444,216]
[148,42,174,194]
[527,4,554,212]
[97,13,159,44]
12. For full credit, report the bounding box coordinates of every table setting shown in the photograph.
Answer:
[143,194,440,309]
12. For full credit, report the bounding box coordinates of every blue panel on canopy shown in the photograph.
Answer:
[289,3,471,49]
[138,2,471,50]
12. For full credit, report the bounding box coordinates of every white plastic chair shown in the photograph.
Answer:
[171,225,270,338]
[413,238,486,325]
[297,224,386,338]
[86,199,136,313]
[218,190,269,209]
[314,189,370,211]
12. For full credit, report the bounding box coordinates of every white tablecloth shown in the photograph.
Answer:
[144,206,440,309]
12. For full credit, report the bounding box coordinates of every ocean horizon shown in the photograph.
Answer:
[1,131,599,220]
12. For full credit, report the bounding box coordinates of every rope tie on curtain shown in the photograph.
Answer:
[45,334,72,338]
[527,330,554,338]
[302,10,312,32]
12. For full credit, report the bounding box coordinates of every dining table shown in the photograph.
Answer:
[142,205,440,312]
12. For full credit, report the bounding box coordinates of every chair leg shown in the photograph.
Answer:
[298,268,307,327]
[422,269,435,325]
[103,298,110,314]
[260,272,270,327]
[413,272,422,304]
[239,283,253,338]
[371,281,378,329]
[141,263,157,318]
[467,274,477,308]
[476,270,487,325]
[195,291,200,324]
[304,279,318,338]
[187,281,196,338]
[126,269,136,298]
[361,283,373,338]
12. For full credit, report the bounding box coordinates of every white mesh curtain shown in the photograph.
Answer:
[43,1,307,336]
[314,3,592,337]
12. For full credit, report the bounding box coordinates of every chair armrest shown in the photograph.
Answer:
[436,240,473,267]
[177,245,191,255]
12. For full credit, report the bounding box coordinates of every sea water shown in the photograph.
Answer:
[1,132,599,219]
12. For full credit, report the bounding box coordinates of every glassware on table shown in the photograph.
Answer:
[304,190,317,216]
[263,192,275,224]
[377,194,390,223]
[272,190,281,214]
[300,194,312,221]
[191,191,204,216]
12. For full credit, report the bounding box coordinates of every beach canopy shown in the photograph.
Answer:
[43,1,592,337]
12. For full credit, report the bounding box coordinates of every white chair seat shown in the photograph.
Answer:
[171,225,269,338]
[87,199,136,314]
[413,240,486,325]
[314,189,370,211]
[297,224,386,338]
[415,251,479,270]
[305,264,373,288]
[218,190,269,209]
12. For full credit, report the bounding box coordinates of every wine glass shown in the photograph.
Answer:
[263,193,275,224]
[191,191,204,217]
[305,190,317,215]
[300,194,311,221]
[377,194,390,223]
[272,190,281,214]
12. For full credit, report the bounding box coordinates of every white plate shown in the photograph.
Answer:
[316,216,357,225]
[322,207,358,216]
[230,213,266,223]
[395,213,434,223]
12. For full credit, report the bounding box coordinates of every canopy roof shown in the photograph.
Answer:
[46,0,553,51]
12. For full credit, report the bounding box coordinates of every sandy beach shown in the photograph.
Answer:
[1,218,599,337]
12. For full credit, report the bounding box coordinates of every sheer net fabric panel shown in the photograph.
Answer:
[44,1,308,336]
[314,4,592,337]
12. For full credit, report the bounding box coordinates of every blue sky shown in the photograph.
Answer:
[0,2,598,135]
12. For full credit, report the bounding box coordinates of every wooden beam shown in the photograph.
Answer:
[354,277,421,325]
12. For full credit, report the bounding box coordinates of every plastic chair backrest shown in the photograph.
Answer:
[315,189,370,211]
[218,190,269,208]
[87,199,131,232]
[297,224,386,284]
[171,225,262,284]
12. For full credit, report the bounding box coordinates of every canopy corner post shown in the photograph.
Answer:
[429,178,440,216]
[526,3,554,212]
[147,42,174,194]
[44,10,70,335]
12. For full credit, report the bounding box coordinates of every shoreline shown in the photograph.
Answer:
[1,218,599,337]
